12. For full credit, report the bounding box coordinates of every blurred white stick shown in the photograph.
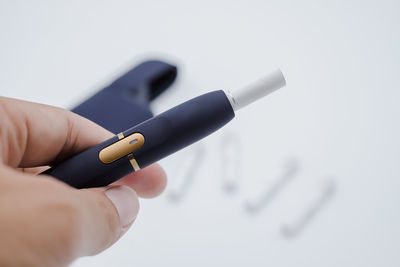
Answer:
[220,133,242,193]
[281,178,337,238]
[168,145,206,202]
[245,158,299,213]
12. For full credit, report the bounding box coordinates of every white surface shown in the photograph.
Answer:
[1,0,400,266]
[227,69,286,111]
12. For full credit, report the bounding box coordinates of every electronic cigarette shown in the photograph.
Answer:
[43,69,286,188]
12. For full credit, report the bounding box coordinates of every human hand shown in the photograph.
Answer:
[0,97,167,266]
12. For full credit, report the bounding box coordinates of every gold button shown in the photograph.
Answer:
[99,133,145,164]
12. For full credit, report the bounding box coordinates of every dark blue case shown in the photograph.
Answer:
[72,60,177,133]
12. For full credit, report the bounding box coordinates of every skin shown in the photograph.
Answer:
[0,96,167,266]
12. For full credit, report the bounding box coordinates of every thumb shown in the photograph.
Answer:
[76,185,139,256]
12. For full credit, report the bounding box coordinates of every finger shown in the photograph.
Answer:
[19,164,167,198]
[115,163,167,198]
[19,166,49,174]
[0,96,112,168]
[0,167,139,265]
[76,185,139,255]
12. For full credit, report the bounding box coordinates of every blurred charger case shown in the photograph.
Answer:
[72,60,177,133]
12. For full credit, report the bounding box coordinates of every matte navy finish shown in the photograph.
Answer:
[43,136,134,188]
[127,90,235,168]
[72,60,177,133]
[44,90,235,188]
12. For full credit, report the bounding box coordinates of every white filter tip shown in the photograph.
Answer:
[226,69,286,111]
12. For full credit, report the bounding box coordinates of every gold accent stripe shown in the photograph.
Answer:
[127,154,140,171]
[117,132,124,140]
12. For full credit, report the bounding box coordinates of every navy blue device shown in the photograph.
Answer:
[44,90,234,188]
[72,60,177,133]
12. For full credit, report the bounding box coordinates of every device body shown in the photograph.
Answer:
[44,90,235,188]
[44,68,285,188]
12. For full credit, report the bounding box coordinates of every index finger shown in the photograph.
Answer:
[0,96,112,168]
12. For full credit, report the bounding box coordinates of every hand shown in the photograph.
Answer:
[0,97,167,266]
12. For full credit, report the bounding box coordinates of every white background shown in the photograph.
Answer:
[1,0,400,266]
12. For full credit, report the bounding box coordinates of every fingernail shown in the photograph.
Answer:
[105,185,139,228]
